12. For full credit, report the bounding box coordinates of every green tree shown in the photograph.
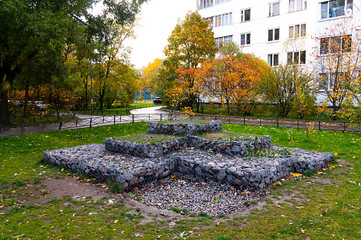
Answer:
[163,11,217,111]
[65,55,92,111]
[257,65,315,118]
[91,21,136,112]
[0,0,147,125]
[113,64,141,107]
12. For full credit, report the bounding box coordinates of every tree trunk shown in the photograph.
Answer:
[84,80,88,110]
[332,102,338,120]
[226,98,231,115]
[22,82,30,118]
[99,89,105,114]
[195,97,200,113]
[0,66,19,126]
[56,91,60,120]
[0,87,10,126]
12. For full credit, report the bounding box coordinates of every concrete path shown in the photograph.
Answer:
[130,106,168,115]
[0,107,170,137]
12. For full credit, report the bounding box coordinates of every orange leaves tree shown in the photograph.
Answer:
[163,11,217,111]
[197,45,265,114]
[313,21,361,117]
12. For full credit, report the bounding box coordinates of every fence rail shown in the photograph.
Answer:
[0,113,360,138]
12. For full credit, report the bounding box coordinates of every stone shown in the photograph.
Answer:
[43,122,333,192]
[217,169,226,181]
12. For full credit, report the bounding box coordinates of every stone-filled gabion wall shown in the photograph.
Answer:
[43,144,178,189]
[43,120,333,191]
[148,120,222,136]
[44,144,333,191]
[176,148,334,191]
[104,135,272,158]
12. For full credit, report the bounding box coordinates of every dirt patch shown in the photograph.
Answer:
[201,132,232,139]
[42,176,119,201]
[309,178,340,186]
[123,198,189,225]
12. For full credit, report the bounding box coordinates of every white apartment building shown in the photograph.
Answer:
[197,0,361,103]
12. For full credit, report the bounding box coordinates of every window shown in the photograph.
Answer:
[215,15,222,27]
[215,35,233,47]
[318,73,329,90]
[241,9,251,22]
[240,33,251,46]
[318,72,351,90]
[320,35,352,54]
[289,0,307,12]
[268,28,280,41]
[289,24,306,38]
[223,35,233,43]
[269,2,280,17]
[200,0,213,9]
[320,38,329,54]
[321,0,353,19]
[342,35,352,52]
[221,12,232,26]
[213,12,232,27]
[287,51,306,64]
[330,36,342,53]
[199,0,231,9]
[268,54,279,66]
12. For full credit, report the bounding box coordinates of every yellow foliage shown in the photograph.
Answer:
[141,58,163,89]
[181,106,195,119]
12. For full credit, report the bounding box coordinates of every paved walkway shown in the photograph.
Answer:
[130,106,167,115]
[0,107,169,137]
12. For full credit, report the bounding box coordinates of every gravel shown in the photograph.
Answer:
[129,174,266,217]
[44,137,332,216]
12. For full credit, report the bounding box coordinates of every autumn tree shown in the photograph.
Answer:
[313,21,361,118]
[197,43,266,114]
[141,58,163,92]
[164,11,217,111]
[237,53,271,114]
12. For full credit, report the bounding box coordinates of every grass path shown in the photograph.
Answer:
[0,122,360,239]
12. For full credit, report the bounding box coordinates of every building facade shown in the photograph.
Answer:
[197,0,361,103]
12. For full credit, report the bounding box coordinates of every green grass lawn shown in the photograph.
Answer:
[0,122,360,239]
[2,115,76,127]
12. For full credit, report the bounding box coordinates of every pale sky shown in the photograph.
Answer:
[129,0,196,69]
